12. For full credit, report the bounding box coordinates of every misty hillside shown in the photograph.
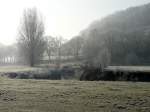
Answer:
[87,3,150,34]
[65,3,150,66]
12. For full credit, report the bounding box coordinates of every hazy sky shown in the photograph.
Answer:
[0,0,150,45]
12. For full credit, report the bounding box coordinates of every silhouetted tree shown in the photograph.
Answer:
[18,8,46,66]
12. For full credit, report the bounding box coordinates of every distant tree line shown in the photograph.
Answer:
[17,3,150,68]
[64,3,150,68]
[0,44,17,64]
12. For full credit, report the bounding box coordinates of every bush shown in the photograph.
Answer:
[50,70,61,80]
[61,66,75,79]
[17,73,30,79]
[32,74,48,79]
[7,73,18,78]
[80,65,102,81]
[4,69,62,80]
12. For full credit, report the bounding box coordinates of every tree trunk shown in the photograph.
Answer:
[30,48,34,67]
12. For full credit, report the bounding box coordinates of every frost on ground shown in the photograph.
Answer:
[0,78,149,112]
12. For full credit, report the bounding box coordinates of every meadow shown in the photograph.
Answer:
[0,77,149,112]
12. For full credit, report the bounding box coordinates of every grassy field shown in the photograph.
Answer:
[0,66,41,73]
[0,78,149,112]
[105,66,150,72]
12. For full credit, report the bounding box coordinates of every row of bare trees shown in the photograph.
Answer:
[0,44,17,64]
[45,36,64,65]
[17,3,150,68]
[16,7,110,68]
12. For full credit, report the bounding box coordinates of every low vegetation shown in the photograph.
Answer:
[0,66,78,80]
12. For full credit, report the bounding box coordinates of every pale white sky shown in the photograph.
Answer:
[0,0,149,45]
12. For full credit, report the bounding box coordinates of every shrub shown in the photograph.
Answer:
[50,70,61,80]
[17,73,29,79]
[80,65,102,81]
[7,73,18,78]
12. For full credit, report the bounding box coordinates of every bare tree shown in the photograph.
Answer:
[45,36,57,63]
[18,8,46,66]
[70,36,83,60]
[82,29,111,69]
[55,36,64,67]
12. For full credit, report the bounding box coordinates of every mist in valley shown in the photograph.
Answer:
[0,1,150,112]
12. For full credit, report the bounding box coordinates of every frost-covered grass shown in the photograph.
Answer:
[0,78,149,112]
[106,66,150,72]
[0,66,42,73]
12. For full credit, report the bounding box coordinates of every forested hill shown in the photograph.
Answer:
[64,3,150,66]
[86,3,150,34]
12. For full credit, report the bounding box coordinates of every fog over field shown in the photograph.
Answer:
[0,0,149,45]
[0,0,150,112]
